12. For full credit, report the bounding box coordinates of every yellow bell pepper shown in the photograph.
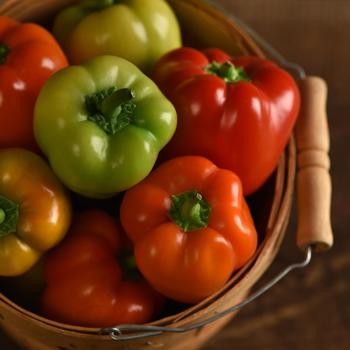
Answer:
[0,149,71,276]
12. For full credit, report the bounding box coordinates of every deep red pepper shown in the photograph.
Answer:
[41,210,163,327]
[153,47,300,195]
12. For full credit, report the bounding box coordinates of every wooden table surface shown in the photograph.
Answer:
[1,0,349,349]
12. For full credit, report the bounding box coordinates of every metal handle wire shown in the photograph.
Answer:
[100,247,312,341]
[100,2,311,341]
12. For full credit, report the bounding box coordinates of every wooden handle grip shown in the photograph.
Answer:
[295,76,333,252]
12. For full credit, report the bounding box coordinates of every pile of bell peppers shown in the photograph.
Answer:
[0,0,300,328]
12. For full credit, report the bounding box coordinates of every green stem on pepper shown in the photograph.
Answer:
[0,209,5,225]
[118,251,142,281]
[82,0,124,11]
[0,195,19,237]
[85,87,136,135]
[206,61,251,84]
[169,190,211,232]
[0,43,10,65]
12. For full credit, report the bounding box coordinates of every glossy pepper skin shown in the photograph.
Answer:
[0,149,71,276]
[34,55,177,198]
[0,16,68,151]
[153,47,300,195]
[42,210,163,327]
[121,156,257,304]
[53,0,182,72]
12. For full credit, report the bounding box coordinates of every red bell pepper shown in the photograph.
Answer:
[0,16,68,151]
[153,47,300,195]
[41,210,163,327]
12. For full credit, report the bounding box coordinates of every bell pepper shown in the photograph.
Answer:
[153,47,300,195]
[0,16,68,151]
[0,149,71,276]
[34,55,177,198]
[53,0,182,72]
[42,210,163,327]
[121,156,257,303]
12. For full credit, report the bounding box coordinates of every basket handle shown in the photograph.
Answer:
[295,76,333,252]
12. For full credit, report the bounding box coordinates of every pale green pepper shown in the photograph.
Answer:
[34,56,177,198]
[53,0,182,72]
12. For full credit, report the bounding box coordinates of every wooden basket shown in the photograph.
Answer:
[0,1,333,349]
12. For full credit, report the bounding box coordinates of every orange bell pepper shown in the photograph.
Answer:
[121,156,257,303]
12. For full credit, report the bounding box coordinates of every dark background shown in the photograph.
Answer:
[1,0,349,349]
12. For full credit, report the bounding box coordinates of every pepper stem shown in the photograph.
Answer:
[0,209,5,225]
[169,191,211,232]
[85,87,136,135]
[0,196,19,238]
[206,61,251,83]
[82,0,122,11]
[118,251,141,281]
[120,254,138,272]
[0,43,10,65]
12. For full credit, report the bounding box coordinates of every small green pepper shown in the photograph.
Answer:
[34,55,177,198]
[53,0,182,72]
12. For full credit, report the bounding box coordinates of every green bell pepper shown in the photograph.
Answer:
[34,55,177,198]
[53,0,182,72]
